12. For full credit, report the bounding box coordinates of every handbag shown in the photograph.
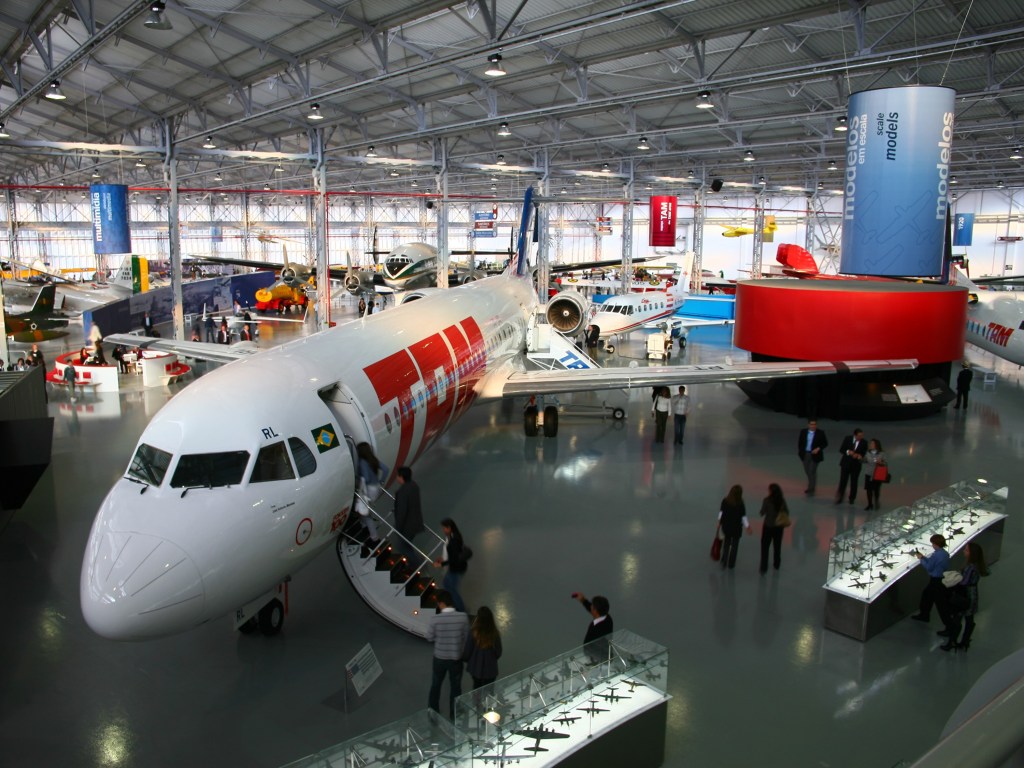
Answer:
[710,526,723,561]
[775,507,792,528]
[872,463,889,483]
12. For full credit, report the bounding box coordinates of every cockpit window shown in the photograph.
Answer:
[127,443,172,487]
[288,437,317,478]
[170,451,249,489]
[250,441,296,484]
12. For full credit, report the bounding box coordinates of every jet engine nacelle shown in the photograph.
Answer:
[545,290,589,336]
[397,288,444,306]
[344,271,376,296]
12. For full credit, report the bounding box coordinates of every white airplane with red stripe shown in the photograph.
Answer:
[81,188,917,641]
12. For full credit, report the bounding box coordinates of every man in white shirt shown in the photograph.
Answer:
[671,386,690,445]
[426,590,468,718]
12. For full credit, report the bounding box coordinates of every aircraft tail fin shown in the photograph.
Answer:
[671,251,694,296]
[948,263,979,292]
[29,284,58,315]
[506,186,535,279]
[108,255,136,291]
[776,243,820,276]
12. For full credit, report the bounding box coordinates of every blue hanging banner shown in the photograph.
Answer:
[90,184,132,255]
[953,213,974,246]
[840,86,956,277]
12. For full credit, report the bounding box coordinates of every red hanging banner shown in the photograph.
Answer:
[649,195,677,247]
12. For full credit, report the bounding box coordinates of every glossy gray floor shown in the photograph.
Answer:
[2,310,1022,768]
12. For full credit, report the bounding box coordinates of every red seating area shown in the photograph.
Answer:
[164,361,191,384]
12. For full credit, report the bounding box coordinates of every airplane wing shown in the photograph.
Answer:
[195,254,373,285]
[487,359,918,398]
[103,333,260,365]
[546,255,660,275]
[643,317,734,332]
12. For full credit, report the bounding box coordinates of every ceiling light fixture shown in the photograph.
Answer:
[203,136,216,149]
[411,179,418,188]
[560,187,567,194]
[135,160,146,168]
[827,159,838,171]
[45,81,67,101]
[144,0,173,30]
[818,182,824,190]
[950,176,957,185]
[496,154,506,165]
[497,121,511,137]
[485,53,506,77]
[834,116,848,132]
[601,163,611,173]
[997,180,1005,188]
[214,171,223,181]
[366,146,377,158]
[687,169,695,179]
[0,122,9,139]
[636,136,651,151]
[274,164,284,173]
[951,192,958,200]
[307,103,324,121]
[743,150,755,162]
[758,176,766,185]
[389,169,400,177]
[695,90,714,109]
[1011,147,1024,160]
[490,183,497,190]
[91,168,101,178]
[263,182,271,191]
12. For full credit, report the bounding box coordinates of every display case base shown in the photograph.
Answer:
[559,699,667,768]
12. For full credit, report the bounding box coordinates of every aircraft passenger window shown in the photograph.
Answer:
[127,443,172,487]
[628,307,634,315]
[250,441,296,484]
[171,451,250,489]
[288,437,317,478]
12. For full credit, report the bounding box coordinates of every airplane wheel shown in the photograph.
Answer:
[524,406,539,436]
[605,344,615,355]
[238,617,258,634]
[612,407,626,421]
[258,598,284,636]
[543,406,559,437]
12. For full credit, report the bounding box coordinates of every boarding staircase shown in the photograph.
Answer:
[335,489,447,639]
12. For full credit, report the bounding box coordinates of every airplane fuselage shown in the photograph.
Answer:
[965,290,1024,365]
[589,290,681,338]
[81,274,536,640]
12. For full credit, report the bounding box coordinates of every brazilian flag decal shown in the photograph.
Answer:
[311,424,339,453]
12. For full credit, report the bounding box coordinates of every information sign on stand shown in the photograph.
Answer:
[346,643,383,698]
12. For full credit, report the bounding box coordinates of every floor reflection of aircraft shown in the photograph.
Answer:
[720,215,776,239]
[83,187,917,642]
[5,285,71,342]
[511,726,570,752]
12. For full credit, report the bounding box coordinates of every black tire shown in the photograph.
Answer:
[543,406,559,437]
[612,407,626,421]
[258,598,284,636]
[524,406,539,436]
[238,617,258,634]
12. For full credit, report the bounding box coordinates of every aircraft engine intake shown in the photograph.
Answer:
[280,266,297,286]
[545,290,589,335]
[397,288,443,306]
[344,274,364,295]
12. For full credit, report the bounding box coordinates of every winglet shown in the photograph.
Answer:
[507,186,535,279]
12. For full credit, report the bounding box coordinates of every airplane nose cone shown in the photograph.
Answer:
[81,527,205,641]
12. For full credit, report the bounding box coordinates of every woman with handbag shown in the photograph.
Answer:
[354,442,389,546]
[718,485,750,570]
[862,439,887,511]
[758,483,790,574]
[940,542,989,652]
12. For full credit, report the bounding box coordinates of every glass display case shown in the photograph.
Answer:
[823,480,1007,641]
[454,629,669,766]
[824,481,1007,601]
[282,630,670,768]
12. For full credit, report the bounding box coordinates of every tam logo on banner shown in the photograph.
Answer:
[953,213,974,246]
[649,195,677,247]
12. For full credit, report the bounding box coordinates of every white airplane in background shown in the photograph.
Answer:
[545,256,730,353]
[950,267,1024,366]
[83,188,917,642]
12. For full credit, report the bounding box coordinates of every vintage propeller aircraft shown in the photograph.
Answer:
[83,188,916,642]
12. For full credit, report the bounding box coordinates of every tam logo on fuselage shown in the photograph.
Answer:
[363,317,487,471]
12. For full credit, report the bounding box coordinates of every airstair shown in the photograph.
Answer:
[335,489,447,639]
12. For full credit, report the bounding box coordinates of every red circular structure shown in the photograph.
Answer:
[735,280,967,363]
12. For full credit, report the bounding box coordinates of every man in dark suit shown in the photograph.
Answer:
[573,592,613,664]
[797,419,828,495]
[954,362,973,409]
[835,428,867,504]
